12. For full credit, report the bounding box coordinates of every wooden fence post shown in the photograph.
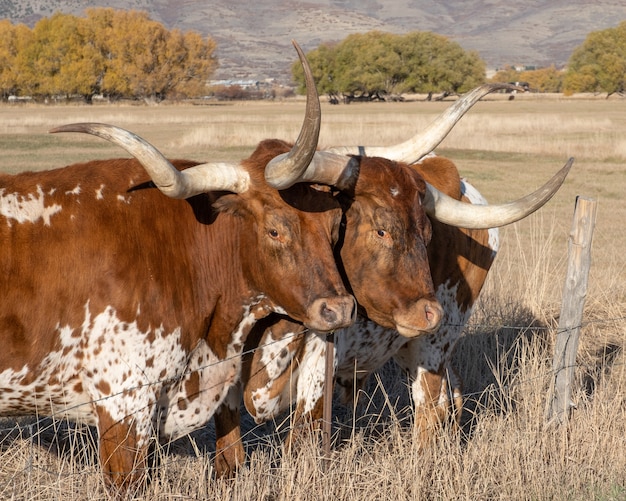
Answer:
[545,196,597,425]
[322,332,334,467]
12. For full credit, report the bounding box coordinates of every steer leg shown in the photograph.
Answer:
[444,360,463,429]
[394,334,458,446]
[283,332,330,449]
[411,367,450,445]
[95,404,150,495]
[283,395,324,451]
[214,385,246,479]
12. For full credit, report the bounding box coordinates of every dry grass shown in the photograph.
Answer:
[1,94,625,500]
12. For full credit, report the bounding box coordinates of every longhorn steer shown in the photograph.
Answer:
[0,43,358,494]
[243,156,508,446]
[213,83,573,477]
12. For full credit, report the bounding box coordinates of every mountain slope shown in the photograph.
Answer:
[2,0,625,81]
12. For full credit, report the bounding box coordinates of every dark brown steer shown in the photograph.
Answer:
[213,83,573,476]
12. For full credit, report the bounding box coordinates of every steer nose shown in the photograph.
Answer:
[394,297,444,338]
[422,299,443,332]
[307,295,357,332]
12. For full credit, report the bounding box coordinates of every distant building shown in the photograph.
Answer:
[209,79,260,89]
[508,81,530,92]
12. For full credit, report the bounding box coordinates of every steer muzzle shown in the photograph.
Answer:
[394,297,444,338]
[306,295,357,332]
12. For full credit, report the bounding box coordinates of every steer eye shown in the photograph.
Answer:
[376,229,387,238]
[268,229,280,239]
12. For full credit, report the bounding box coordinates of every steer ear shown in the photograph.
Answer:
[412,156,463,200]
[212,193,249,218]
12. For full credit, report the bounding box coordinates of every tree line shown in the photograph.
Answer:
[292,23,626,101]
[1,8,625,103]
[492,20,626,98]
[0,8,217,102]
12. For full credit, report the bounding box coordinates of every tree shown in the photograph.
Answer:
[1,8,218,102]
[292,42,341,101]
[522,66,563,93]
[0,20,32,99]
[168,30,218,98]
[20,13,103,100]
[563,21,626,97]
[491,65,564,93]
[400,31,484,95]
[88,9,217,101]
[333,32,404,99]
[90,10,168,100]
[490,65,520,85]
[292,31,486,102]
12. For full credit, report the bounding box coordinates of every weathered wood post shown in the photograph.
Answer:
[322,332,334,466]
[545,196,597,425]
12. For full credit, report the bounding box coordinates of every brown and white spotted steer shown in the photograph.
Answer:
[0,44,360,495]
[213,83,573,477]
[241,156,517,445]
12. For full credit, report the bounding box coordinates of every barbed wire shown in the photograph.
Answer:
[1,313,624,437]
[1,314,624,485]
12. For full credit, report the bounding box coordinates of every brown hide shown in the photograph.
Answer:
[415,156,493,311]
[0,147,350,370]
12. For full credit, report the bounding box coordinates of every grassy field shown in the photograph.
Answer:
[0,94,625,500]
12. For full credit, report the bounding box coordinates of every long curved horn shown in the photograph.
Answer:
[264,40,321,189]
[279,150,361,191]
[423,158,574,229]
[325,83,519,164]
[49,123,250,198]
[283,154,574,228]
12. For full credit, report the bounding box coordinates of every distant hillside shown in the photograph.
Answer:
[2,1,626,82]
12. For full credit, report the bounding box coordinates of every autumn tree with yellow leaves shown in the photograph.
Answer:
[490,65,564,93]
[0,8,217,102]
[563,21,626,97]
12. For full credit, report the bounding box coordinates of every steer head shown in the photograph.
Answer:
[337,156,442,336]
[213,141,350,331]
[265,83,573,339]
[49,41,357,334]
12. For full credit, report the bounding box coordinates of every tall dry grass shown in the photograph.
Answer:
[0,94,625,500]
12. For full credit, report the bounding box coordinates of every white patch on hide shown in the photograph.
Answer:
[158,301,260,440]
[0,186,62,227]
[248,328,303,422]
[0,301,188,449]
[296,334,328,415]
[461,179,499,254]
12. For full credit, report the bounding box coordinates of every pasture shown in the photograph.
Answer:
[1,93,625,500]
